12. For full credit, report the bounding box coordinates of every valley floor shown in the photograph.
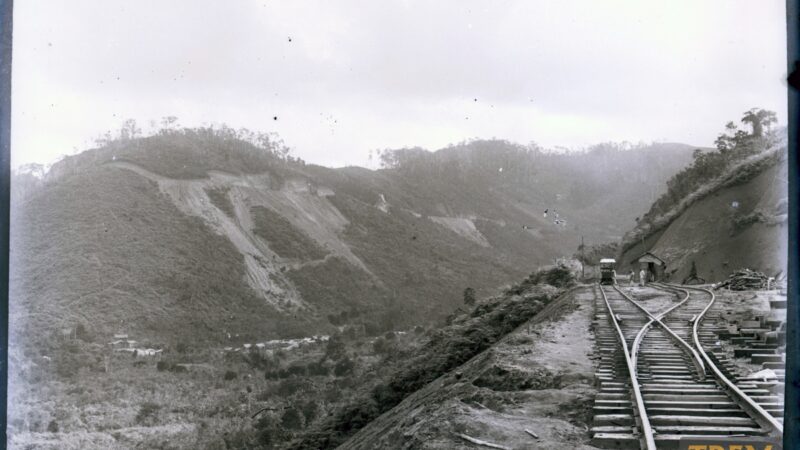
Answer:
[9,284,783,449]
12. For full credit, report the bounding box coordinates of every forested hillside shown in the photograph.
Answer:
[11,124,695,348]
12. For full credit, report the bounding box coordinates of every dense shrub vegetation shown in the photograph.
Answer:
[506,264,576,293]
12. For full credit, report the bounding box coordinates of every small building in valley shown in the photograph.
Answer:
[633,252,667,282]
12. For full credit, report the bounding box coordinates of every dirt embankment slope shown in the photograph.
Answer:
[341,287,599,450]
[619,153,787,283]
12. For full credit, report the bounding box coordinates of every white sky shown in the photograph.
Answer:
[12,1,788,169]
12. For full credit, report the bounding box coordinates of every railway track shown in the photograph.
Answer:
[591,282,783,449]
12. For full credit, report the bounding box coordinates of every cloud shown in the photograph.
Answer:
[12,0,787,168]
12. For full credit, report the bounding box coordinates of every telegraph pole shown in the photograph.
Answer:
[580,235,585,279]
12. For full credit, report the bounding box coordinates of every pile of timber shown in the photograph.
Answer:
[715,268,769,290]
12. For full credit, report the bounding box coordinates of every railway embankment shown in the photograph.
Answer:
[338,286,600,450]
[298,280,787,450]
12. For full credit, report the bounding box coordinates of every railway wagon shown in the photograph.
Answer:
[599,258,616,285]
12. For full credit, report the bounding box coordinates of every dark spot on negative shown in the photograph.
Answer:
[789,61,800,89]
[273,116,278,121]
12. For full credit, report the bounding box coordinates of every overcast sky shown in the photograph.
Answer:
[12,1,787,169]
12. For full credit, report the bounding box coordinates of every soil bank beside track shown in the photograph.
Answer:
[341,286,600,450]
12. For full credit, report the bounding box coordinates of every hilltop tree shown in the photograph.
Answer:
[714,108,777,155]
[160,115,179,129]
[741,108,777,138]
[714,121,749,153]
[119,119,141,140]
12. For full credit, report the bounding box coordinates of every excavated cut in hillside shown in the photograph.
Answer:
[619,142,787,282]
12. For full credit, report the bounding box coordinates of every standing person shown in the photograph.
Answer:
[629,270,635,286]
[639,268,647,287]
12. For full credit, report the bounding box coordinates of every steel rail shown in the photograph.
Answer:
[613,285,707,380]
[597,285,657,450]
[630,318,656,372]
[658,282,784,438]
